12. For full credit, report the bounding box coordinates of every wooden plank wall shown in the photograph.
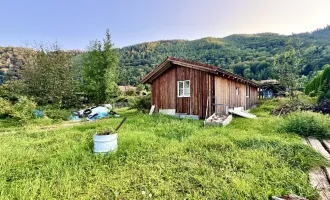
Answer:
[151,64,258,118]
[214,76,258,111]
[151,64,211,119]
[248,87,258,108]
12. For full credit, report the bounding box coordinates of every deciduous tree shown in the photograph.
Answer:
[21,42,80,107]
[82,29,119,104]
[274,49,302,98]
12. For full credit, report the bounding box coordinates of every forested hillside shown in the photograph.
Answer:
[118,26,330,86]
[1,26,330,86]
[0,47,81,84]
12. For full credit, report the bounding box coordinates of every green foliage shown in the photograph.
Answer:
[124,89,136,96]
[0,97,12,117]
[137,84,145,95]
[309,90,316,97]
[250,99,280,117]
[305,64,330,96]
[82,29,120,104]
[19,43,81,107]
[279,111,330,138]
[0,96,37,124]
[274,48,302,98]
[128,94,151,113]
[297,94,318,106]
[2,26,330,89]
[0,70,4,84]
[10,96,37,124]
[0,107,326,199]
[43,109,71,121]
[117,26,330,86]
[0,80,26,102]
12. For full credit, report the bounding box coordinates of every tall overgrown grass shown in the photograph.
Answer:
[279,111,330,138]
[0,106,326,199]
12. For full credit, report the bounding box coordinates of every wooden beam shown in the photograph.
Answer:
[308,137,330,161]
[309,168,330,199]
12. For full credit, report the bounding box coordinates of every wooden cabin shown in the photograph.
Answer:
[141,57,259,119]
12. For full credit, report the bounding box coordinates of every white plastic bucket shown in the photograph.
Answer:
[93,133,118,154]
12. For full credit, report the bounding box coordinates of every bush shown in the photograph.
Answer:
[309,90,316,97]
[10,96,37,124]
[44,109,71,121]
[125,89,136,96]
[128,94,151,113]
[0,81,25,103]
[0,98,12,118]
[279,111,330,138]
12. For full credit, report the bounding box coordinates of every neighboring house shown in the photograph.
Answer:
[259,80,279,84]
[141,57,259,119]
[258,80,285,99]
[118,85,137,94]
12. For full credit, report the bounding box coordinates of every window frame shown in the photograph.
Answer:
[236,87,239,96]
[177,80,190,97]
[246,85,250,97]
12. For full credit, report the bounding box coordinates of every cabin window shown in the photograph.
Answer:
[177,80,190,97]
[236,87,239,96]
[246,86,250,97]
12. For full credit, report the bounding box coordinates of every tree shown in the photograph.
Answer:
[305,64,330,100]
[274,49,302,98]
[82,29,119,104]
[0,70,4,84]
[20,42,80,107]
[137,84,145,96]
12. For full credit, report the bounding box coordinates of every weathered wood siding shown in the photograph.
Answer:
[151,64,212,119]
[151,64,258,119]
[214,76,258,110]
[248,86,258,108]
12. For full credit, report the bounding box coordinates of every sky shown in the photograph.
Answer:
[1,0,330,49]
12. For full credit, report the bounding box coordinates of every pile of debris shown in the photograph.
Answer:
[271,98,330,116]
[312,99,330,114]
[70,104,120,121]
[271,99,313,116]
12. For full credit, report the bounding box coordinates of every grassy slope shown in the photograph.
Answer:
[0,102,326,199]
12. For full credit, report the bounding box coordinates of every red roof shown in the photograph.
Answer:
[140,57,259,87]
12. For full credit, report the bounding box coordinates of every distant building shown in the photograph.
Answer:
[118,85,137,93]
[259,80,279,85]
[259,79,285,98]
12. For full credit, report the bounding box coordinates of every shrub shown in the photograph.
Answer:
[114,95,128,103]
[10,96,37,124]
[44,109,71,121]
[250,99,279,117]
[128,94,151,113]
[279,111,330,138]
[0,98,12,118]
[305,64,330,96]
[125,89,136,96]
[0,81,25,103]
[309,90,316,97]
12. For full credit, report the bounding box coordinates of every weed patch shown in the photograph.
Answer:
[0,107,326,199]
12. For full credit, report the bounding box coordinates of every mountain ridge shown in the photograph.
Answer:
[1,25,330,86]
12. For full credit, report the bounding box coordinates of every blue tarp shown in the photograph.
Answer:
[32,110,43,118]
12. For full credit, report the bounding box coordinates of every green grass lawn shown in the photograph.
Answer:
[0,103,326,199]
